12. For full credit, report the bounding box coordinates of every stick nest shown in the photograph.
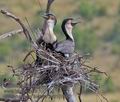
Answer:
[9,44,108,102]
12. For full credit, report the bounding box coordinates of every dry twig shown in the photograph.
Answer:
[0,29,23,40]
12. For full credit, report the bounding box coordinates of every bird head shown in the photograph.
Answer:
[42,13,57,27]
[62,17,82,30]
[62,17,81,40]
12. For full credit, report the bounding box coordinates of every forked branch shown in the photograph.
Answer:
[1,9,33,44]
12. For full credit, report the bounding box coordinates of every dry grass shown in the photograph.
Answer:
[27,92,120,102]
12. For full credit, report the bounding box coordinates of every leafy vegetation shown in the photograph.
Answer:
[102,77,115,92]
[103,18,120,55]
[0,74,16,86]
[74,28,99,55]
[83,74,115,93]
[93,74,115,92]
[78,0,106,20]
[0,42,11,62]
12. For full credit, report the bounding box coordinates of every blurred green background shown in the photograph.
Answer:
[0,0,120,102]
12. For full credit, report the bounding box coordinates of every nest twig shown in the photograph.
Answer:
[7,45,108,102]
[0,5,108,102]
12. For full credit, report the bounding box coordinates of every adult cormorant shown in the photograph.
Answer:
[54,18,80,57]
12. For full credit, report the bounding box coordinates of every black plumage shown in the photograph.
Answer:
[35,13,57,66]
[54,18,79,57]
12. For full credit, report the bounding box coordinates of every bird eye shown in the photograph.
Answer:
[67,20,72,25]
[47,16,50,20]
[50,16,54,20]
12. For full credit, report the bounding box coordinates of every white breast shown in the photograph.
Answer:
[43,28,57,44]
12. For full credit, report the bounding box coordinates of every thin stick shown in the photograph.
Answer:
[1,9,33,44]
[83,64,108,76]
[23,50,35,62]
[1,9,38,50]
[0,29,23,40]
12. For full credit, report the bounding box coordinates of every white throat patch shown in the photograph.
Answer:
[43,19,56,44]
[65,24,74,41]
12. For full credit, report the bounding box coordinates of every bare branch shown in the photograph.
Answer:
[23,50,35,62]
[78,84,82,102]
[0,29,23,40]
[83,64,108,76]
[46,0,55,13]
[1,9,39,50]
[1,9,33,43]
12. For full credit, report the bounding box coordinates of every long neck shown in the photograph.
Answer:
[45,23,54,33]
[65,27,74,41]
[43,21,54,35]
[62,22,74,41]
[45,23,54,34]
[43,22,57,44]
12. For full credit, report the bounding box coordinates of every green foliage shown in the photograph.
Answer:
[78,1,106,20]
[3,91,16,98]
[0,74,16,86]
[118,3,120,15]
[12,39,29,52]
[94,74,115,93]
[0,42,12,62]
[32,11,43,29]
[93,74,103,84]
[74,28,99,55]
[54,22,65,40]
[0,36,29,62]
[0,43,11,55]
[83,74,103,93]
[103,19,120,54]
[35,10,44,17]
[102,77,115,92]
[104,21,120,44]
[111,44,120,54]
[84,74,115,93]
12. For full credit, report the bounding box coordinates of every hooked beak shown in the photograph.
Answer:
[41,14,48,19]
[71,19,84,26]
